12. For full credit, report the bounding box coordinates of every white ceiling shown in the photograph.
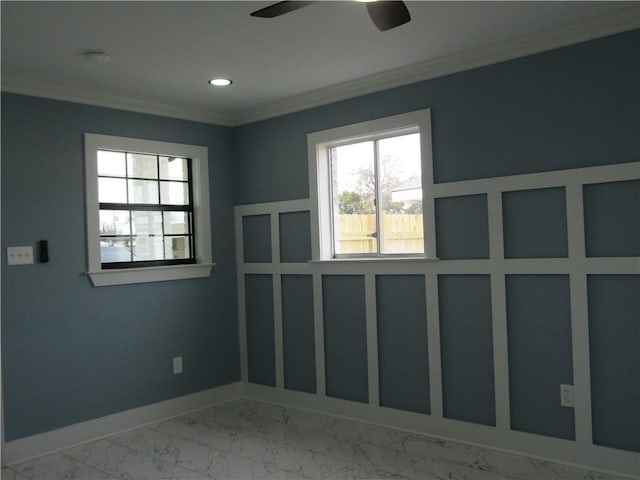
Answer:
[2,1,638,125]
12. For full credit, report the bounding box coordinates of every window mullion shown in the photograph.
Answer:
[100,151,192,266]
[157,155,166,261]
[156,155,161,205]
[128,210,134,262]
[123,154,133,263]
[373,139,382,256]
[124,152,131,204]
[100,203,189,212]
[186,158,196,261]
[328,147,337,258]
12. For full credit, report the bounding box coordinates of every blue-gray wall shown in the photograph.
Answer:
[281,274,316,394]
[506,275,575,440]
[583,180,640,257]
[242,214,273,263]
[322,275,369,404]
[1,94,240,441]
[235,29,639,453]
[233,30,639,205]
[435,194,489,260]
[588,274,640,452]
[245,274,276,386]
[438,275,495,426]
[502,188,568,258]
[2,28,639,454]
[376,275,430,414]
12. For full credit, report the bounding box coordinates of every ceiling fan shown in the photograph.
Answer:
[250,1,411,32]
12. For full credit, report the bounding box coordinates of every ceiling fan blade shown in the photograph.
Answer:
[366,1,411,31]
[250,1,315,18]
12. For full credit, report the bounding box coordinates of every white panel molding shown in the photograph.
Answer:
[234,207,249,382]
[235,199,311,222]
[234,160,640,478]
[490,272,511,431]
[566,183,594,448]
[244,382,639,478]
[312,272,327,398]
[487,190,511,432]
[273,273,285,390]
[235,199,312,279]
[235,198,312,389]
[569,272,593,446]
[271,212,285,390]
[432,162,640,198]
[2,382,243,467]
[237,257,640,276]
[242,263,312,275]
[425,273,443,419]
[270,212,281,265]
[364,274,380,408]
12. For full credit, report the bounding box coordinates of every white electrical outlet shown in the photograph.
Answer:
[560,384,574,407]
[173,356,183,375]
[7,246,34,265]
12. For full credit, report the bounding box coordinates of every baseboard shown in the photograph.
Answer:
[244,383,640,479]
[4,381,637,478]
[2,381,243,466]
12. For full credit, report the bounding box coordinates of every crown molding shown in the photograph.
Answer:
[0,76,234,126]
[230,7,640,126]
[2,7,638,127]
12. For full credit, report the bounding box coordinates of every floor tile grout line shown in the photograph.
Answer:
[108,425,286,480]
[182,410,263,435]
[3,465,33,480]
[183,406,455,478]
[227,433,352,478]
[103,436,223,480]
[58,450,119,479]
[150,407,419,479]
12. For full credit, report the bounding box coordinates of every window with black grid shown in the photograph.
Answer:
[97,149,195,268]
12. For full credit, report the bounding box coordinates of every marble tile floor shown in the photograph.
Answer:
[2,398,629,480]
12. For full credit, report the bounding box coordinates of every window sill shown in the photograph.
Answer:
[87,263,214,287]
[308,257,439,265]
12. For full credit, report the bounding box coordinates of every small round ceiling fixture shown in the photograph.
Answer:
[84,51,111,64]
[208,78,232,87]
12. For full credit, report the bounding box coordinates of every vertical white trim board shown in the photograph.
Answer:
[273,272,285,390]
[566,182,594,447]
[364,273,380,408]
[312,272,327,398]
[235,206,249,382]
[425,272,443,419]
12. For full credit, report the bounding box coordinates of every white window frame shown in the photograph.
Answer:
[84,133,213,286]
[307,109,436,261]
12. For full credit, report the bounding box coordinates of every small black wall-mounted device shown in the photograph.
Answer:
[39,240,49,263]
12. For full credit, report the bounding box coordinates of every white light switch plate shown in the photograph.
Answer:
[7,246,34,265]
[173,356,183,375]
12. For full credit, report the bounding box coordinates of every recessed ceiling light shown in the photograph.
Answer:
[84,51,110,63]
[208,78,232,87]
